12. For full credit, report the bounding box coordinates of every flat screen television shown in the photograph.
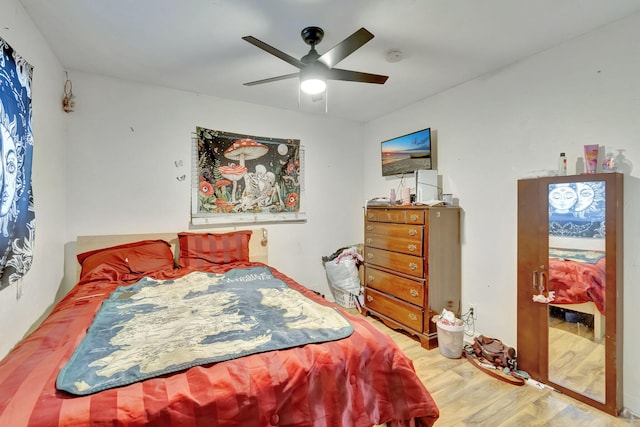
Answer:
[381,127,432,176]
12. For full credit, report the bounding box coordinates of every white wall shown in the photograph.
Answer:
[61,72,364,299]
[0,0,67,357]
[363,12,640,413]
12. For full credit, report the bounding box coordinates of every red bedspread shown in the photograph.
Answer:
[548,257,606,314]
[0,263,438,426]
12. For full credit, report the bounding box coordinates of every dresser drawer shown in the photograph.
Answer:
[405,210,425,225]
[364,288,423,331]
[365,223,423,256]
[364,266,425,306]
[365,247,424,278]
[366,209,405,223]
[366,209,425,225]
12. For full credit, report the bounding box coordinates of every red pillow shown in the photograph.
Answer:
[178,231,252,268]
[77,240,175,279]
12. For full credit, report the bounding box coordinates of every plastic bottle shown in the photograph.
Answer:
[614,149,632,175]
[602,152,616,172]
[558,153,567,176]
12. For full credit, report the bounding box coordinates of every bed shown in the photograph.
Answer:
[548,247,606,339]
[0,228,439,427]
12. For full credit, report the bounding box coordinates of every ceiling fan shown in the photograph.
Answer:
[242,26,389,95]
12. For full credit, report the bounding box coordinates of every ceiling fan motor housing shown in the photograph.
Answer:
[301,26,324,47]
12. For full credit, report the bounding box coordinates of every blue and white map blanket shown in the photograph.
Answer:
[57,266,353,395]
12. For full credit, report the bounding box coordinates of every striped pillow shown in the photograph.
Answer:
[178,230,252,268]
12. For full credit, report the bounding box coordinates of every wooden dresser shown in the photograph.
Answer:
[363,206,461,349]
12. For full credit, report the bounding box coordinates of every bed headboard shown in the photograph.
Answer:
[76,228,269,275]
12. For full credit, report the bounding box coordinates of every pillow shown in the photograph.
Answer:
[178,230,252,268]
[77,240,175,279]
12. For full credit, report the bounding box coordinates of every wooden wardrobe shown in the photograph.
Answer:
[517,173,623,415]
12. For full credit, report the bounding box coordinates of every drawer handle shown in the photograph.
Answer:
[367,253,374,259]
[367,275,374,283]
[410,289,419,297]
[409,262,417,270]
[408,229,417,236]
[410,214,418,221]
[366,238,373,244]
[408,313,418,321]
[366,225,373,231]
[407,244,417,252]
[367,213,374,219]
[367,295,374,302]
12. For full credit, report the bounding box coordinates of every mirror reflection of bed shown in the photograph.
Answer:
[547,180,607,404]
[549,301,604,340]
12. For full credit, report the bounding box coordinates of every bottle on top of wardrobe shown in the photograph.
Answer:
[558,152,567,176]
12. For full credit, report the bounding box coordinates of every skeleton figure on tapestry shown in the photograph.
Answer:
[236,164,284,212]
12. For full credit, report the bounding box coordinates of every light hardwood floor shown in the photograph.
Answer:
[548,325,604,402]
[355,311,638,426]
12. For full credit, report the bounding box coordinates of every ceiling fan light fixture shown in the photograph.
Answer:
[300,62,327,94]
[300,77,326,95]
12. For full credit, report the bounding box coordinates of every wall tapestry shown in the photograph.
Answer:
[548,181,605,239]
[0,37,35,292]
[192,127,306,225]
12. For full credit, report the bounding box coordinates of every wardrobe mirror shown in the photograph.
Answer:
[547,180,606,403]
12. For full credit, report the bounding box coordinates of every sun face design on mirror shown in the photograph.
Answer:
[574,182,596,212]
[548,184,577,213]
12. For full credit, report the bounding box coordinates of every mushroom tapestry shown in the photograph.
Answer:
[193,127,302,223]
[0,36,35,292]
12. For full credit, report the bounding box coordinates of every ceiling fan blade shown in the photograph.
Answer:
[243,73,299,86]
[242,36,304,69]
[318,27,374,68]
[326,68,388,84]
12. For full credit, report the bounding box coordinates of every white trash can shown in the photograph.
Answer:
[436,321,465,359]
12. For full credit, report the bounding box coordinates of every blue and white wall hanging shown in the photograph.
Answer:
[0,36,35,293]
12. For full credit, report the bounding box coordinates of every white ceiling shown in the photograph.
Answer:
[18,0,640,122]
